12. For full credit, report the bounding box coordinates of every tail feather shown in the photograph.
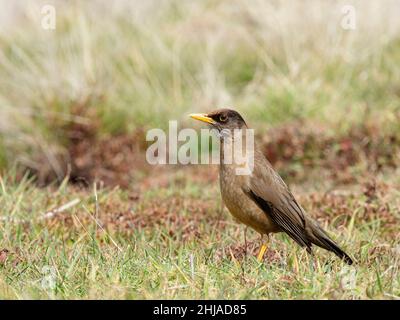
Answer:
[317,235,353,265]
[309,225,353,265]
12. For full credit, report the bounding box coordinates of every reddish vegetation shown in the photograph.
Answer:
[262,121,400,183]
[65,120,399,187]
[0,248,24,267]
[26,115,399,188]
[0,249,9,265]
[43,189,228,243]
[301,180,398,237]
[67,122,148,188]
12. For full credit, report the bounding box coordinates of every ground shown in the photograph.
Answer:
[0,155,399,299]
[0,1,399,299]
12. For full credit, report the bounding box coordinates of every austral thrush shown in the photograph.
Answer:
[190,109,353,265]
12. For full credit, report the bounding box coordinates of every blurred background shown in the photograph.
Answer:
[0,0,399,187]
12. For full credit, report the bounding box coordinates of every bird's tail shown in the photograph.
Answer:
[308,224,353,265]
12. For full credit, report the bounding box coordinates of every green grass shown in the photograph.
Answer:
[0,171,398,299]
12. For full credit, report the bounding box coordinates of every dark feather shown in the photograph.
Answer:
[244,189,312,251]
[244,188,353,264]
[310,226,354,265]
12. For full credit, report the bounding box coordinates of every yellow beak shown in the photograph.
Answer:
[189,113,216,125]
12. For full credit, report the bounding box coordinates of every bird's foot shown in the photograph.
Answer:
[257,243,268,262]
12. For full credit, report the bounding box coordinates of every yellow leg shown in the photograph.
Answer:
[257,243,268,262]
[257,234,269,262]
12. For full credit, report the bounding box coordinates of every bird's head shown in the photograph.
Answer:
[189,108,247,132]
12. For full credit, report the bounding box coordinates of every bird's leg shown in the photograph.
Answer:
[243,226,248,259]
[257,234,269,262]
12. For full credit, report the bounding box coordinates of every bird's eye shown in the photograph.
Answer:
[219,114,228,122]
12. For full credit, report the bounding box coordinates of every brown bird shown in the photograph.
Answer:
[190,108,353,265]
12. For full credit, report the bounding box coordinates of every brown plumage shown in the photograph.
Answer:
[190,108,353,265]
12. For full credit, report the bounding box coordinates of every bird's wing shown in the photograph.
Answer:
[244,155,312,249]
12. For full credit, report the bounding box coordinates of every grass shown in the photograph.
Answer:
[0,0,399,299]
[0,168,399,299]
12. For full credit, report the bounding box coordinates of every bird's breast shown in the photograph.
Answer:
[219,162,279,234]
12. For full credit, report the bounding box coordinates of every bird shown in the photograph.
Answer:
[189,108,353,265]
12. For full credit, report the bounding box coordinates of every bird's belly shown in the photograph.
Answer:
[219,174,279,234]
